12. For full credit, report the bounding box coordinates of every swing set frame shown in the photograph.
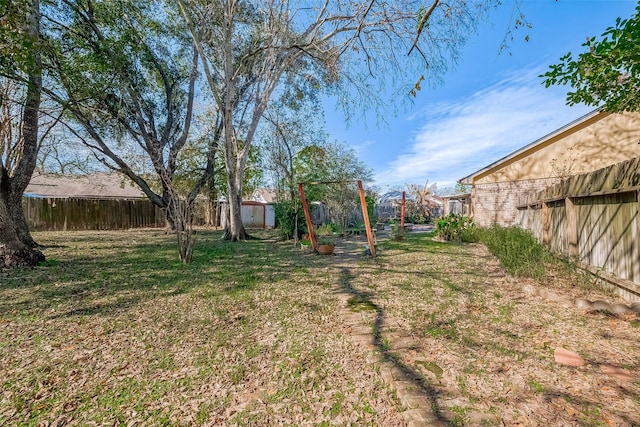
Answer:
[297,179,376,257]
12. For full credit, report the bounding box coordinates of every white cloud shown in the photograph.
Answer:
[376,67,594,187]
[351,139,374,155]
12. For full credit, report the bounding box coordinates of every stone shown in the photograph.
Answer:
[401,394,430,409]
[600,364,633,381]
[554,347,585,366]
[609,303,633,314]
[574,298,593,310]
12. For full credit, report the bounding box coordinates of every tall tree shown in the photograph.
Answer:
[542,3,640,112]
[41,0,216,261]
[178,0,495,241]
[0,0,45,268]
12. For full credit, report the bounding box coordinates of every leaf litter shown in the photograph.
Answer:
[0,229,638,426]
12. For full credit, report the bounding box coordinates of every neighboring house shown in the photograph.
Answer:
[23,173,164,230]
[459,110,640,227]
[248,188,276,204]
[25,172,147,199]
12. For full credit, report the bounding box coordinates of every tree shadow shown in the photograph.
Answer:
[338,267,452,425]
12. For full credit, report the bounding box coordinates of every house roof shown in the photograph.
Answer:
[248,188,277,204]
[379,191,416,203]
[25,173,147,199]
[459,109,606,185]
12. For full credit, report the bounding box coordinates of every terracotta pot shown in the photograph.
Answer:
[316,244,335,255]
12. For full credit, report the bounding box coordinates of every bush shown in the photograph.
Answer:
[274,201,304,239]
[316,223,334,236]
[479,226,550,280]
[436,214,477,242]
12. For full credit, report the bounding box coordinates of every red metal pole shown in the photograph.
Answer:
[298,183,316,249]
[401,191,406,228]
[358,180,376,257]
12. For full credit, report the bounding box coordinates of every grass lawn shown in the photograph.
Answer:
[1,229,638,426]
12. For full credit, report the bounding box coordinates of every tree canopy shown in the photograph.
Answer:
[542,3,640,112]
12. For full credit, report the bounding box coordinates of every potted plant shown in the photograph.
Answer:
[300,239,312,252]
[316,238,335,255]
[315,223,336,255]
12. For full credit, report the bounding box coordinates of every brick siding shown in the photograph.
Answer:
[472,178,561,227]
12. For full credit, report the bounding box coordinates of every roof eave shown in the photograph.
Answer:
[458,108,606,185]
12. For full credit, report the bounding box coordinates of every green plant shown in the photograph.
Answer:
[479,226,550,280]
[317,237,335,246]
[316,223,334,236]
[436,214,477,242]
[389,223,405,241]
[365,194,377,224]
[274,201,304,239]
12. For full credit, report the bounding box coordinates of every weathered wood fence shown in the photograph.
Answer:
[23,197,167,231]
[516,157,640,301]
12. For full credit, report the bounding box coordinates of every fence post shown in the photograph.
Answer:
[542,201,550,247]
[565,197,578,257]
[635,190,640,283]
[358,180,376,257]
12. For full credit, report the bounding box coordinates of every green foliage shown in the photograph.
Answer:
[315,223,334,236]
[273,200,304,240]
[542,4,640,112]
[436,214,477,242]
[365,194,376,224]
[479,226,550,280]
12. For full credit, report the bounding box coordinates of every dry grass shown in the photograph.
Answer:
[1,229,638,426]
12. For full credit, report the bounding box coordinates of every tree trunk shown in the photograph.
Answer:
[223,175,250,241]
[9,191,38,247]
[0,0,44,268]
[0,181,44,269]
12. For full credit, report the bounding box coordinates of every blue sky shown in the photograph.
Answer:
[324,0,638,193]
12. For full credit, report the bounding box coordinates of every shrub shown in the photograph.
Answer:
[316,223,334,236]
[479,226,550,280]
[274,201,304,239]
[436,214,477,242]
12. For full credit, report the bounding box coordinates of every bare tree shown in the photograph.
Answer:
[178,0,495,241]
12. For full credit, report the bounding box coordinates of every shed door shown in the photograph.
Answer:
[242,204,265,228]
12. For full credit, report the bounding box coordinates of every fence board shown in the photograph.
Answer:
[575,193,637,283]
[23,197,166,231]
[515,156,640,301]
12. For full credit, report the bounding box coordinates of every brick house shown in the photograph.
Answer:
[459,110,640,227]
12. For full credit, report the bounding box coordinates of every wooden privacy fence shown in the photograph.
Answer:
[23,197,167,231]
[516,157,640,301]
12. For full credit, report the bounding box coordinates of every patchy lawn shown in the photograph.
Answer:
[1,229,638,426]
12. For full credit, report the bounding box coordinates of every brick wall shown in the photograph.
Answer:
[472,178,560,227]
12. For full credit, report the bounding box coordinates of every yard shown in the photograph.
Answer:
[1,229,638,426]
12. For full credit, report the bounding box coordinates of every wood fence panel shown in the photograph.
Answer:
[575,193,638,282]
[548,199,567,255]
[515,156,640,300]
[516,205,543,241]
[23,197,166,231]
